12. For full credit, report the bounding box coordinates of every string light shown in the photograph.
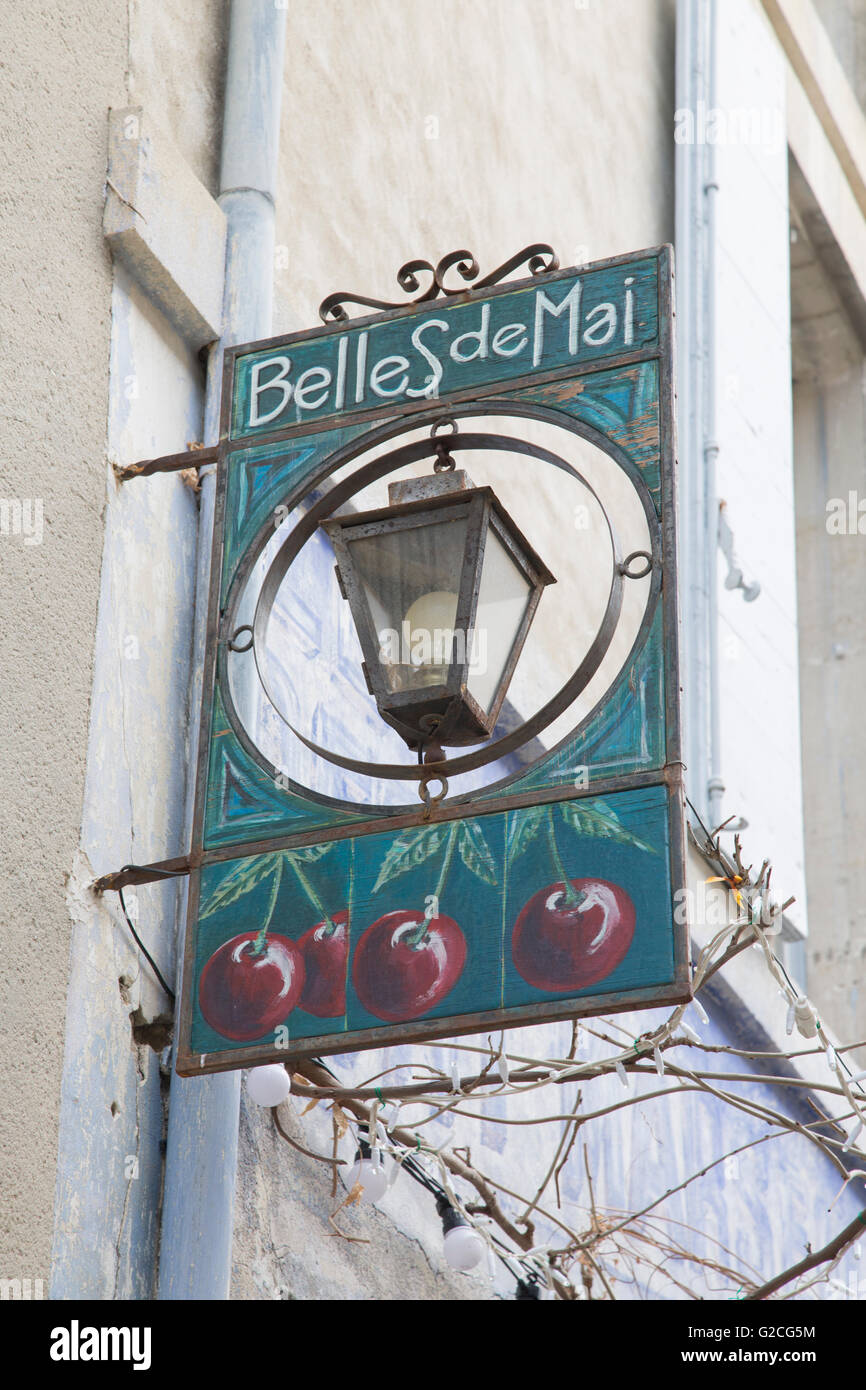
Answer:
[793,997,818,1038]
[377,1144,541,1296]
[437,1195,485,1271]
[347,1134,389,1204]
[245,1064,291,1108]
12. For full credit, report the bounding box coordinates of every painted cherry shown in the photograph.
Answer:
[353,909,466,1022]
[296,909,350,1018]
[512,878,635,992]
[199,931,305,1041]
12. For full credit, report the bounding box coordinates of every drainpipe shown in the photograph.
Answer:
[704,0,724,831]
[676,0,724,830]
[158,0,286,1300]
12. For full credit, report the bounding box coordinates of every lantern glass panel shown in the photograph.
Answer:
[466,526,532,713]
[346,514,470,694]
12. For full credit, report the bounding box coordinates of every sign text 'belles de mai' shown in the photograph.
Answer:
[231,255,660,439]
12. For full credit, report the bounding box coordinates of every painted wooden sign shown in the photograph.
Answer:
[176,246,689,1075]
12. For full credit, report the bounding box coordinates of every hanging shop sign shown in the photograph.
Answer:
[174,244,690,1074]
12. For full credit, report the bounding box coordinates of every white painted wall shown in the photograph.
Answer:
[711,0,808,933]
[52,269,202,1299]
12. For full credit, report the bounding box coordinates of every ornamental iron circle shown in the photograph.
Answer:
[249,433,622,779]
[218,400,662,806]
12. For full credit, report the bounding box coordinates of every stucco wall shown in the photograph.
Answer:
[788,16,866,1063]
[273,0,676,333]
[128,0,227,196]
[0,2,128,1289]
[793,363,866,1048]
[50,1,227,1299]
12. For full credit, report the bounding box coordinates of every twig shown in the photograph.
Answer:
[745,1210,866,1300]
[273,1107,345,1167]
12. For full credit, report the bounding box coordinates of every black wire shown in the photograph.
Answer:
[311,1056,341,1081]
[388,1137,543,1292]
[114,863,189,881]
[685,796,714,842]
[515,1278,542,1299]
[118,886,176,1003]
[400,1151,449,1200]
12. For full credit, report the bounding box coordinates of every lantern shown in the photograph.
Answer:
[322,467,555,752]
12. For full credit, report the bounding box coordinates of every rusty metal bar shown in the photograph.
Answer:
[92,854,192,893]
[112,446,218,483]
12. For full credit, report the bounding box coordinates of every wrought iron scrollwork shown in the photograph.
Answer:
[318,244,559,323]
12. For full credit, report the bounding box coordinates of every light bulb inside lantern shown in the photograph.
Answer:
[346,1152,389,1204]
[245,1064,291,1107]
[403,590,459,681]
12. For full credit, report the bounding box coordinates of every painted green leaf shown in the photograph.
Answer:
[458,821,498,886]
[200,852,282,919]
[558,799,657,854]
[372,825,447,893]
[506,804,546,861]
[284,842,334,866]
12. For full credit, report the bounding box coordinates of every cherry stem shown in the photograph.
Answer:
[546,807,581,907]
[284,853,337,936]
[251,857,284,956]
[406,823,459,948]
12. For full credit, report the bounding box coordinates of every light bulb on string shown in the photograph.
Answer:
[346,1135,389,1204]
[437,1195,485,1271]
[245,1064,291,1108]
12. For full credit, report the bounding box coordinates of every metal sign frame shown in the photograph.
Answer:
[176,245,690,1076]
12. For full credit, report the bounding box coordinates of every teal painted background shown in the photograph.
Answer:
[191,785,674,1055]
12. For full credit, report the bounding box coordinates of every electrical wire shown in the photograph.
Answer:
[118,885,176,1003]
[358,1121,543,1295]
